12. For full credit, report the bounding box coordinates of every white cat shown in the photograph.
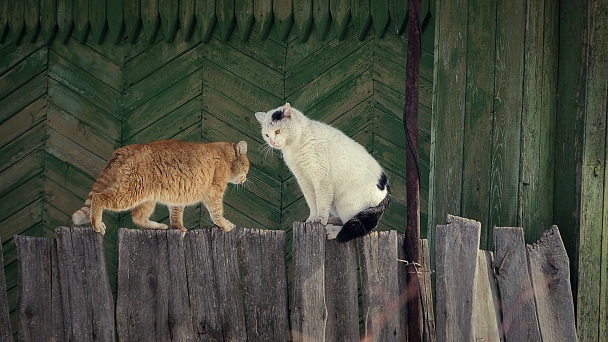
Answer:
[255,103,391,242]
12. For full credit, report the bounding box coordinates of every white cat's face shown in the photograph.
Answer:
[255,103,295,150]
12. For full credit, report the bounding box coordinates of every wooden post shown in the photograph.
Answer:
[0,239,12,342]
[405,0,422,340]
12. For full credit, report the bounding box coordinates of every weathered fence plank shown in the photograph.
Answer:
[291,222,326,342]
[55,227,114,342]
[420,239,437,342]
[0,239,12,342]
[472,250,500,341]
[494,227,542,341]
[527,225,577,341]
[116,228,193,342]
[15,236,63,341]
[324,238,359,342]
[435,215,481,342]
[237,228,290,341]
[358,230,401,341]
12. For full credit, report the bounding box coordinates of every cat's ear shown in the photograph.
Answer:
[236,141,248,155]
[283,103,292,119]
[255,112,266,124]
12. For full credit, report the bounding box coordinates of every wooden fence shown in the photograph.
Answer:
[0,217,576,341]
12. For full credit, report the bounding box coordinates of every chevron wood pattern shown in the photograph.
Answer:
[0,7,435,338]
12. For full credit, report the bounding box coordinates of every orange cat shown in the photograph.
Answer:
[72,140,249,235]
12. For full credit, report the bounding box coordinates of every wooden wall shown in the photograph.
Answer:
[0,0,435,337]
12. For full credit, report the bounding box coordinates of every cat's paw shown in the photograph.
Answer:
[305,215,317,223]
[171,224,187,234]
[218,220,236,232]
[93,222,107,235]
[326,224,342,240]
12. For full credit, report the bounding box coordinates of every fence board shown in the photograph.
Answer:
[324,239,359,342]
[55,227,115,342]
[291,222,326,342]
[358,230,401,341]
[116,229,193,341]
[527,225,577,341]
[493,227,541,341]
[472,250,500,341]
[238,228,290,341]
[435,215,480,342]
[420,239,436,342]
[0,239,10,342]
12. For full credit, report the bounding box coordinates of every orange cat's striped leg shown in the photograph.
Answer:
[131,201,168,230]
[169,206,186,233]
[204,198,235,232]
[90,193,108,235]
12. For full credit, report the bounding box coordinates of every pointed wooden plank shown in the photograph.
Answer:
[389,0,407,34]
[55,227,115,342]
[235,0,253,41]
[0,0,8,43]
[291,222,326,342]
[325,238,359,342]
[123,0,139,43]
[253,0,272,39]
[159,0,178,42]
[330,0,350,40]
[179,0,196,41]
[57,0,74,43]
[41,0,58,43]
[196,0,216,42]
[15,236,64,341]
[89,0,107,43]
[141,0,160,43]
[0,239,13,341]
[493,227,541,341]
[238,229,290,340]
[107,0,124,44]
[420,239,437,342]
[472,250,500,342]
[24,0,40,42]
[312,0,330,40]
[527,226,577,342]
[435,215,481,342]
[273,0,293,41]
[293,0,312,42]
[371,0,389,38]
[116,229,194,341]
[73,0,90,43]
[351,0,372,40]
[216,0,235,41]
[358,231,401,341]
[8,0,24,43]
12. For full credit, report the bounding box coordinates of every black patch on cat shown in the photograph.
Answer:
[336,190,392,243]
[377,172,388,190]
[271,110,284,122]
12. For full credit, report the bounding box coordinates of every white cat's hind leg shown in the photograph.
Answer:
[325,224,342,240]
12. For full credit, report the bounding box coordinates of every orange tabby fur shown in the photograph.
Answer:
[72,140,249,235]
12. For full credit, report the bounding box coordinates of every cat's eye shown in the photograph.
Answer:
[275,129,281,134]
[265,133,269,137]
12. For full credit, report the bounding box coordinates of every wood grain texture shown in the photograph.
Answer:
[0,239,10,342]
[472,250,500,342]
[420,239,436,342]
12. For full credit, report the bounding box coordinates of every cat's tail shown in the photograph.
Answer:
[72,192,94,225]
[335,191,392,243]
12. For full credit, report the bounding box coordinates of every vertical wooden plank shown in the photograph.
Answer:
[388,0,406,34]
[472,250,500,342]
[238,229,290,341]
[291,222,326,342]
[358,231,400,341]
[493,227,541,341]
[330,0,350,40]
[419,239,436,342]
[15,236,64,341]
[370,0,389,38]
[527,225,577,342]
[488,0,525,234]
[435,215,480,342]
[24,0,40,42]
[520,0,558,241]
[8,0,24,43]
[196,0,216,42]
[107,0,124,44]
[55,227,115,342]
[159,0,179,42]
[312,0,330,40]
[324,239,359,342]
[216,0,235,41]
[235,0,254,41]
[89,0,107,43]
[179,0,196,41]
[351,0,371,40]
[273,0,293,41]
[73,0,90,42]
[116,229,193,341]
[0,239,11,342]
[396,235,409,341]
[141,0,160,42]
[253,0,272,40]
[0,0,8,43]
[57,0,74,43]
[293,0,313,42]
[461,0,495,249]
[41,0,58,43]
[123,0,139,43]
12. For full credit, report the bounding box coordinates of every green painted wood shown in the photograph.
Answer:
[179,0,195,41]
[388,0,407,35]
[24,0,41,43]
[0,176,44,224]
[0,98,45,151]
[0,0,7,43]
[461,0,495,249]
[90,0,107,44]
[235,0,254,41]
[312,0,330,40]
[274,0,293,41]
[159,0,179,42]
[73,0,90,43]
[196,0,216,42]
[216,0,235,41]
[0,47,47,105]
[123,0,139,43]
[8,0,24,43]
[107,0,124,44]
[0,122,46,175]
[293,0,313,42]
[330,0,350,40]
[253,0,272,39]
[371,0,389,38]
[41,0,58,43]
[56,0,74,43]
[141,0,160,43]
[351,0,371,40]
